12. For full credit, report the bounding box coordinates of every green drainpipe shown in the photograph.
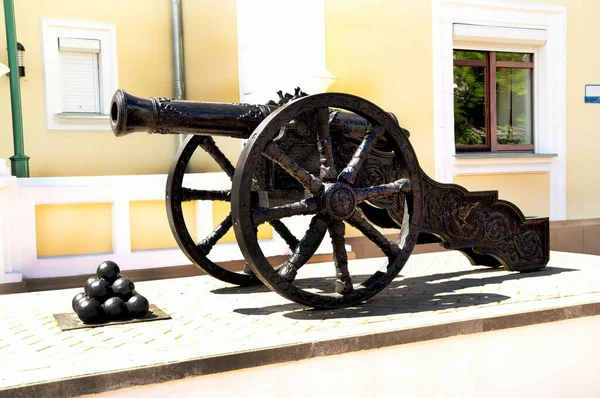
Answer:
[3,0,29,177]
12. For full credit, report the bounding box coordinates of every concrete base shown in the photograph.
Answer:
[89,314,600,398]
[1,251,600,397]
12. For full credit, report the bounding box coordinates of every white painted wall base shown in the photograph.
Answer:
[0,159,23,285]
[0,273,23,284]
[0,159,337,281]
[92,315,600,398]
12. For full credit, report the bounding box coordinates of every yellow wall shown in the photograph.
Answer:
[454,173,550,218]
[551,0,600,219]
[325,0,600,220]
[2,0,600,221]
[325,0,434,177]
[130,200,197,251]
[497,0,600,219]
[182,0,242,174]
[36,203,113,257]
[0,0,241,177]
[323,0,552,229]
[35,199,273,256]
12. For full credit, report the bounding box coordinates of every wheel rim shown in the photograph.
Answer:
[231,93,423,308]
[166,135,261,286]
[167,135,318,286]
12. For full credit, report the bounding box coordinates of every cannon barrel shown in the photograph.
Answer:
[110,89,271,138]
[110,90,405,139]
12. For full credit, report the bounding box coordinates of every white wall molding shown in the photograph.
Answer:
[0,159,23,284]
[236,0,336,103]
[0,172,340,280]
[8,173,296,279]
[432,0,567,220]
[453,155,556,176]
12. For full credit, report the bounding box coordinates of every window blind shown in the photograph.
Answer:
[58,38,101,113]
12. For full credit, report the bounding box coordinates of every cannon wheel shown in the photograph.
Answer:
[231,93,424,308]
[166,135,260,286]
[167,135,321,286]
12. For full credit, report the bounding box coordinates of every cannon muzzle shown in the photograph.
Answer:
[111,89,158,137]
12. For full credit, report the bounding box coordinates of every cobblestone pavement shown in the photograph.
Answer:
[1,251,600,390]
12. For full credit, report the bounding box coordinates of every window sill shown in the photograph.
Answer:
[56,113,110,122]
[453,152,557,175]
[48,113,111,131]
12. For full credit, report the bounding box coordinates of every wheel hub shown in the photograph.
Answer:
[321,182,357,220]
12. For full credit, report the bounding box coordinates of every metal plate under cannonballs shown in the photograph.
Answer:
[53,304,170,331]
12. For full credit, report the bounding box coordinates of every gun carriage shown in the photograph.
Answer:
[111,89,549,309]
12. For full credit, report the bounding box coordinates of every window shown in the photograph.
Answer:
[453,50,534,152]
[432,0,566,219]
[41,19,118,131]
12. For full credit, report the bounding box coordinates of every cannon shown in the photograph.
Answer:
[110,89,549,309]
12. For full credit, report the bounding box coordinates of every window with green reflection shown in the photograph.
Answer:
[453,50,534,152]
[496,68,532,145]
[454,65,486,145]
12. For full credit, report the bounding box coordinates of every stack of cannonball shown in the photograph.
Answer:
[72,261,149,324]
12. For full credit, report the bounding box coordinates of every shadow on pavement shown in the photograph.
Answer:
[232,266,575,319]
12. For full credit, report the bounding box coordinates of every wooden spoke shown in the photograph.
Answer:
[197,214,233,255]
[180,188,230,202]
[263,141,323,194]
[198,136,236,179]
[278,214,328,282]
[355,179,411,203]
[316,107,337,181]
[328,220,352,294]
[269,219,300,251]
[347,211,400,258]
[252,197,319,226]
[338,125,385,184]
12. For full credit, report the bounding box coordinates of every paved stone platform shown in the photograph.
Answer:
[1,251,600,397]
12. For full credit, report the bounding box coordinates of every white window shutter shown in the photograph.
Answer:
[59,38,101,113]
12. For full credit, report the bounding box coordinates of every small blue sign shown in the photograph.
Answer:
[585,84,600,103]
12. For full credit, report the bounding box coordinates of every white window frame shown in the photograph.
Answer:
[432,0,567,220]
[40,18,118,131]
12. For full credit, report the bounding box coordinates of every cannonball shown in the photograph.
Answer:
[96,261,120,284]
[84,276,98,292]
[111,276,135,300]
[72,292,87,312]
[102,296,128,320]
[85,278,112,303]
[76,297,105,323]
[126,295,149,318]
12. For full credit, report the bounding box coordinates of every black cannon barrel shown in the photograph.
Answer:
[110,90,407,139]
[110,90,272,138]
